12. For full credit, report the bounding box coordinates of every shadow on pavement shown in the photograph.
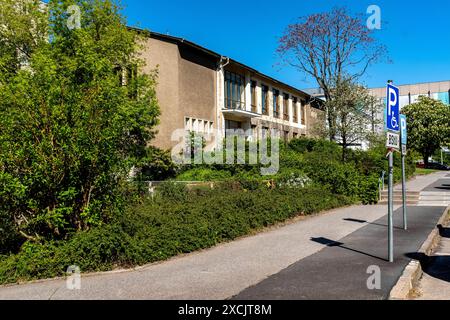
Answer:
[343,218,403,230]
[438,225,450,238]
[406,252,450,283]
[311,237,387,261]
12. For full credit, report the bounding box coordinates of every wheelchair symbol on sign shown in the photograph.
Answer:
[391,116,399,130]
[387,84,400,132]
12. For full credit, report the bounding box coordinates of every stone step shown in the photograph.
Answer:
[381,191,420,196]
[420,195,450,201]
[379,200,419,205]
[380,195,420,202]
[417,202,450,207]
[420,191,450,197]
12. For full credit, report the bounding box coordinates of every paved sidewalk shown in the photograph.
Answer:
[414,225,450,300]
[0,172,448,300]
[394,171,449,192]
[234,206,446,300]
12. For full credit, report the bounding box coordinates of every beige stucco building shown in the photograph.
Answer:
[138,31,324,150]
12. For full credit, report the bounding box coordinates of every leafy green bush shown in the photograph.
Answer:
[156,182,188,202]
[303,154,360,197]
[0,0,160,244]
[136,147,179,181]
[274,169,312,188]
[357,174,380,205]
[176,168,233,181]
[0,186,354,284]
[237,178,264,191]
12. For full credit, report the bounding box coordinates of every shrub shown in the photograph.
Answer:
[275,169,312,188]
[0,186,354,284]
[303,154,360,197]
[236,178,263,191]
[358,174,380,205]
[156,182,188,202]
[288,138,317,153]
[0,0,160,242]
[176,168,232,181]
[136,147,179,181]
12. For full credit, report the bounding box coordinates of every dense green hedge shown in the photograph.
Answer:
[174,137,417,205]
[0,185,354,284]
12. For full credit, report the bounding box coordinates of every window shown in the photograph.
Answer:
[301,100,306,125]
[262,85,269,115]
[193,119,199,132]
[225,71,245,110]
[185,117,213,134]
[251,81,257,113]
[293,97,298,123]
[262,126,270,138]
[185,117,192,131]
[283,93,289,121]
[273,89,280,118]
[225,120,242,137]
[251,125,258,140]
[284,131,289,142]
[293,132,299,139]
[115,65,138,97]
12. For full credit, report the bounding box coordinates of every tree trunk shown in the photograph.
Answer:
[342,137,347,162]
[324,91,336,142]
[328,115,336,142]
[423,153,430,168]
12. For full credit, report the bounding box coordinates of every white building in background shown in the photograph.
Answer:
[369,80,450,132]
[305,80,450,150]
[369,80,450,108]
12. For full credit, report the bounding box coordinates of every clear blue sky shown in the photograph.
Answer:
[120,0,450,89]
[117,1,450,89]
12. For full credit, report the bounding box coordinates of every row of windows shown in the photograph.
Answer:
[225,71,306,125]
[382,90,450,110]
[185,117,214,134]
[225,71,245,110]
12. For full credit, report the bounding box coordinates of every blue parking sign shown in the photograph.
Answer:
[386,84,400,132]
[400,114,407,145]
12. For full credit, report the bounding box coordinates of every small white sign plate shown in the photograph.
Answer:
[386,131,400,150]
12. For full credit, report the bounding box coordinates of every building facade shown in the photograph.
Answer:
[369,80,450,108]
[369,80,450,137]
[305,81,450,149]
[138,31,324,150]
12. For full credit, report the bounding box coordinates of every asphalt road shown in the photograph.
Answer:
[233,206,447,300]
[423,177,450,192]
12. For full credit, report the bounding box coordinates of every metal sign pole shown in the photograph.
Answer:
[401,152,407,230]
[388,150,394,263]
[386,80,400,263]
[400,115,408,231]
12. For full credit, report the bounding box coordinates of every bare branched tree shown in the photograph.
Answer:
[277,7,387,141]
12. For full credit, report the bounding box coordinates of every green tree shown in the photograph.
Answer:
[0,0,48,79]
[402,96,450,167]
[0,0,160,244]
[319,78,383,161]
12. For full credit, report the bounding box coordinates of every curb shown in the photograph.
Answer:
[389,205,450,300]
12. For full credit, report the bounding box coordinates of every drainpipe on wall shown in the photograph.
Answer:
[218,56,230,71]
[215,56,230,150]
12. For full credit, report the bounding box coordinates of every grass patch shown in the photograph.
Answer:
[414,168,439,176]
